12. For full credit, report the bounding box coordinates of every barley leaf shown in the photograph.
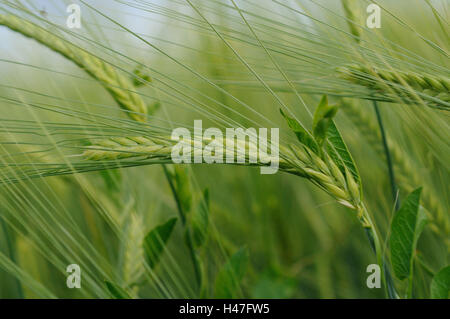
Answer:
[326,121,361,185]
[143,217,178,269]
[390,188,427,280]
[312,95,338,146]
[105,281,132,299]
[279,109,319,154]
[189,188,210,248]
[430,266,450,299]
[215,247,249,298]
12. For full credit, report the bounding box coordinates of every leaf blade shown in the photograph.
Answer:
[279,109,319,154]
[326,121,361,185]
[389,188,427,280]
[430,266,450,299]
[143,217,178,269]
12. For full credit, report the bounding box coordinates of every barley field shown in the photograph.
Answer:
[0,0,448,299]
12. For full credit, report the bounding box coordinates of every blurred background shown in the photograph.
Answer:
[0,0,448,298]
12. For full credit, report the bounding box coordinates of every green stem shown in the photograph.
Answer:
[373,101,399,211]
[407,265,414,299]
[371,103,401,298]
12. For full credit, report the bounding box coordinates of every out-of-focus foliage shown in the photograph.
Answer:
[0,0,448,299]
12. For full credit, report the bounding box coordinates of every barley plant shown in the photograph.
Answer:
[0,0,448,299]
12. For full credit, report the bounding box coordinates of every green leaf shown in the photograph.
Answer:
[326,121,361,186]
[430,266,450,299]
[189,188,210,248]
[105,281,132,299]
[143,218,177,269]
[279,109,319,154]
[390,188,427,280]
[214,247,249,298]
[312,96,338,146]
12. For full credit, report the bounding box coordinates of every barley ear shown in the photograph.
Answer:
[0,14,149,121]
[337,64,450,110]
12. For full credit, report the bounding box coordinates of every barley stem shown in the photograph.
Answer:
[373,101,399,211]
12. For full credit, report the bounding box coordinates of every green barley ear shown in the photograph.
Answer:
[0,14,148,122]
[85,133,359,211]
[345,166,360,205]
[280,102,362,211]
[337,64,450,110]
[325,153,346,189]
